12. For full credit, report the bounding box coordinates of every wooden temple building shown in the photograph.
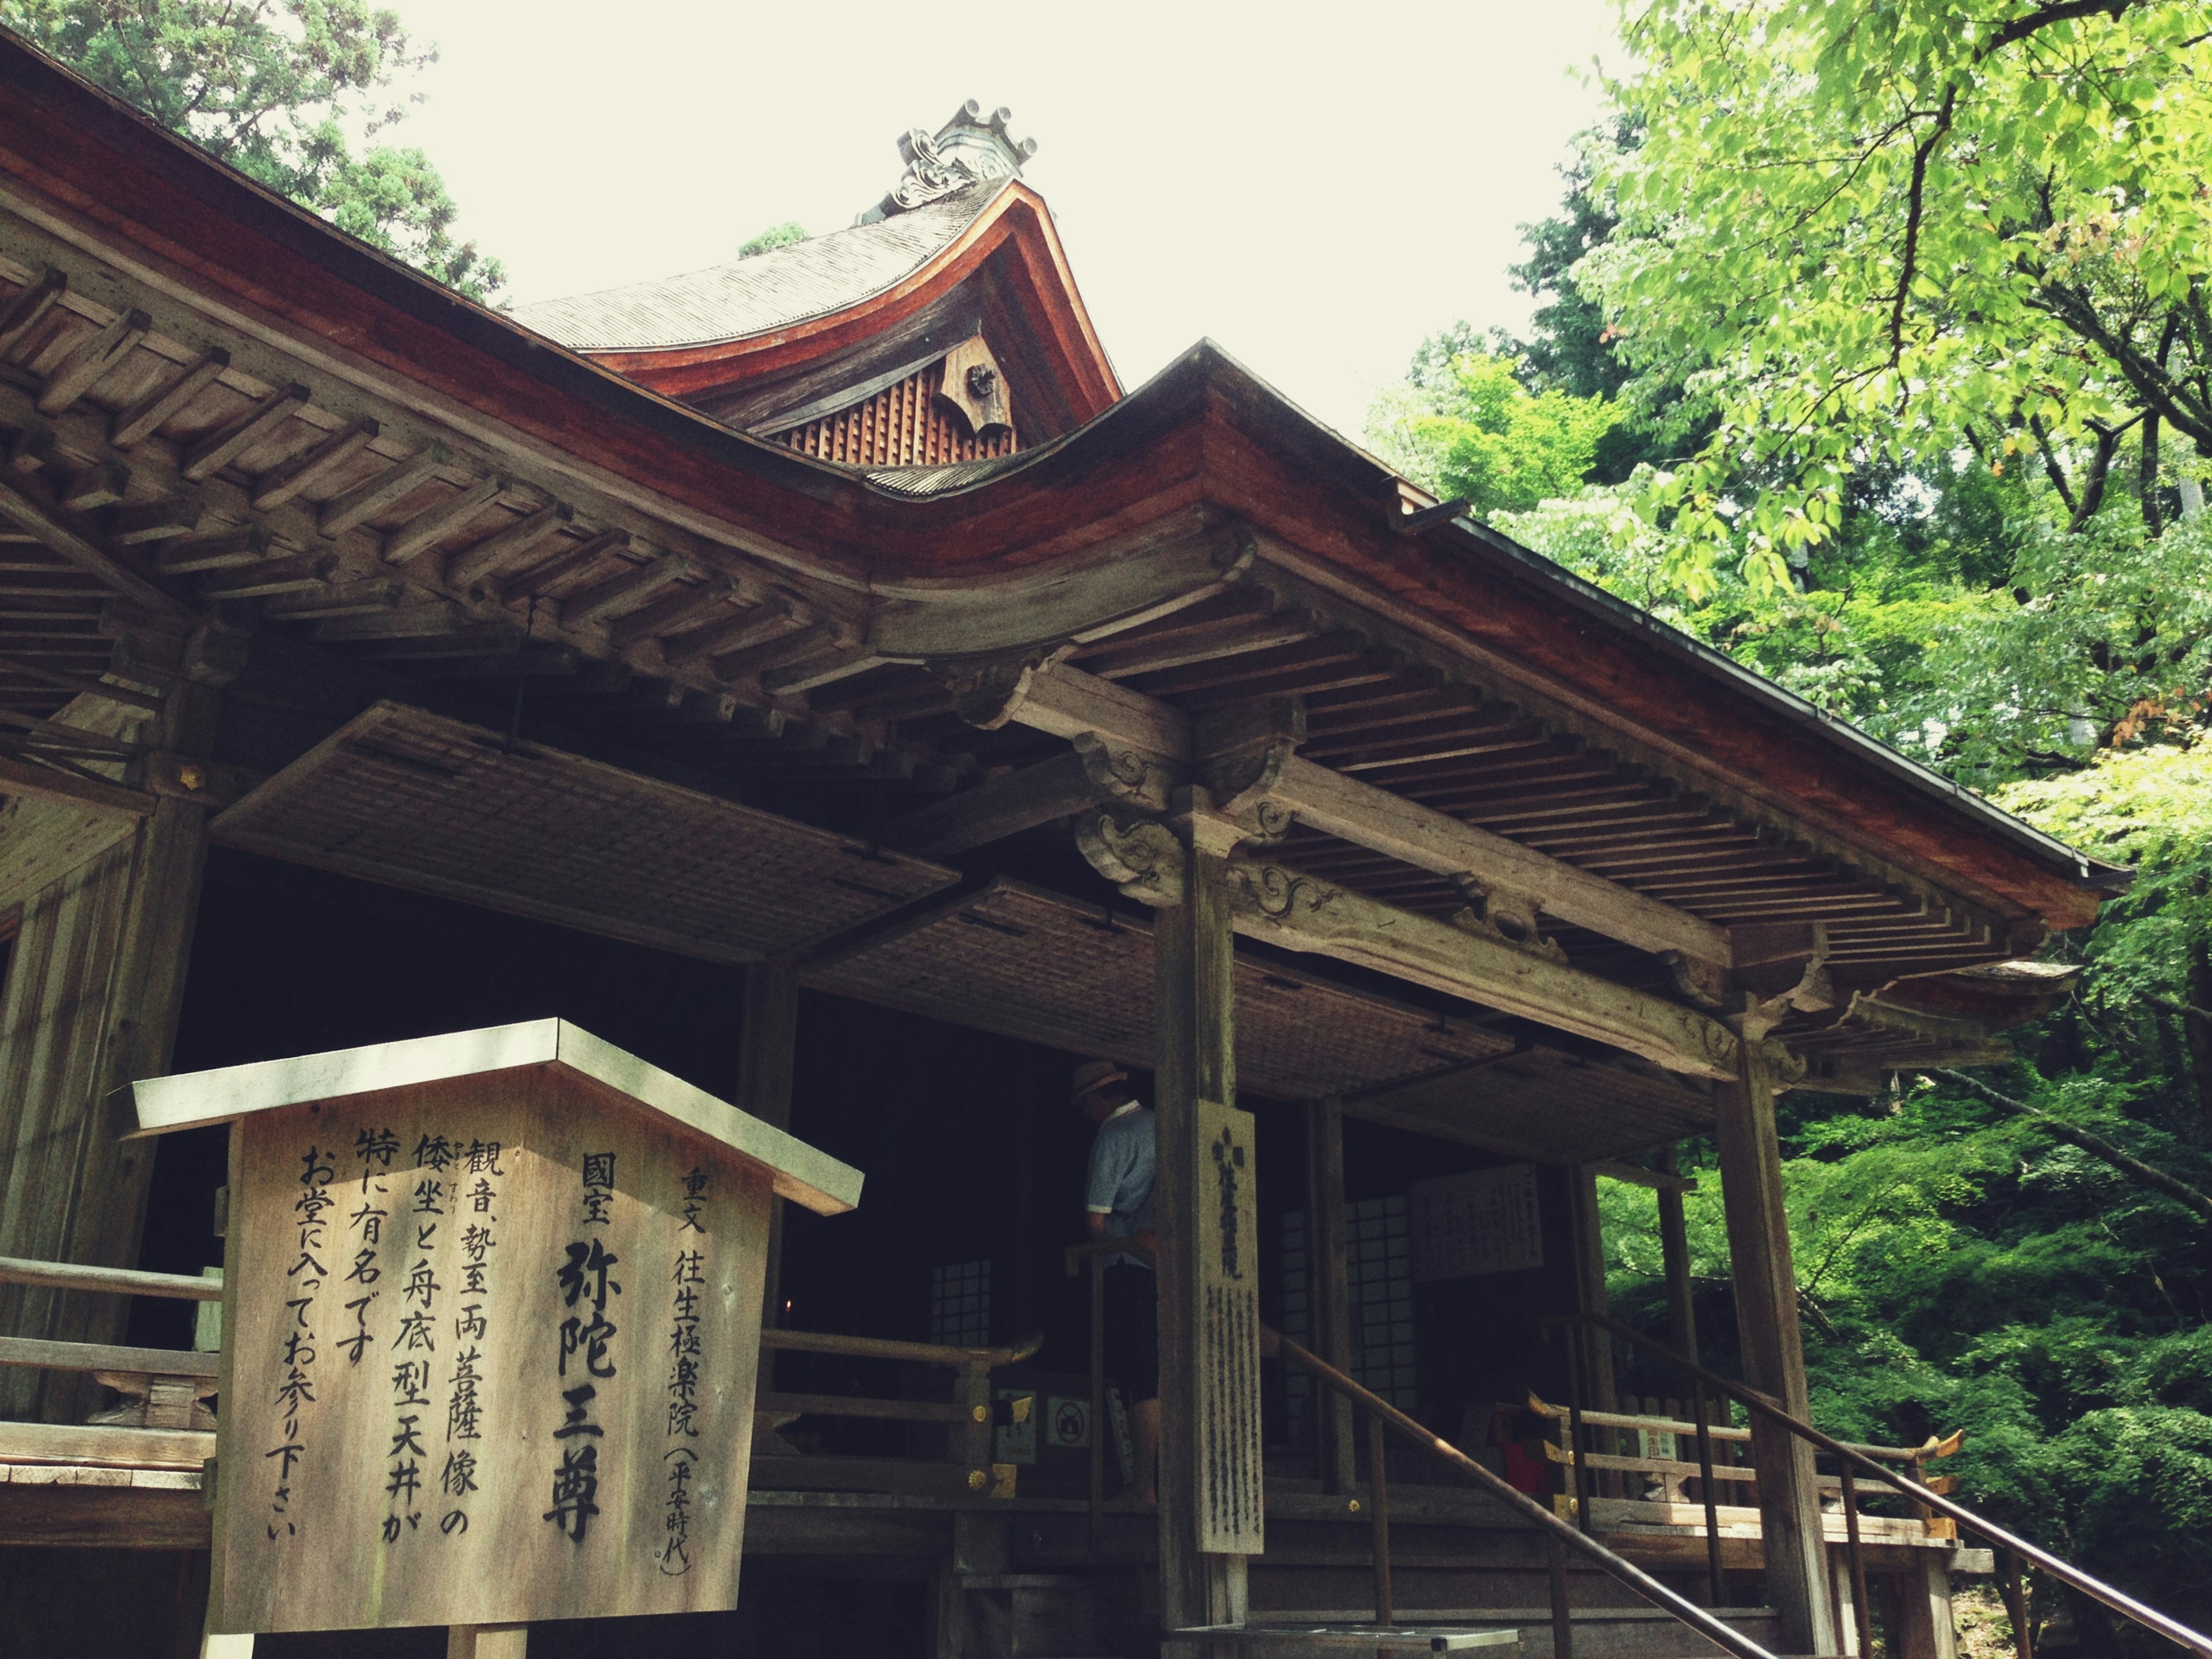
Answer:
[0,35,2151,1659]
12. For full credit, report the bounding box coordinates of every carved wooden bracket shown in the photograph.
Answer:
[1731,923,1837,1041]
[1075,810,1185,904]
[1448,873,1567,965]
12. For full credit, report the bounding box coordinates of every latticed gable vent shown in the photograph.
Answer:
[777,339,1017,469]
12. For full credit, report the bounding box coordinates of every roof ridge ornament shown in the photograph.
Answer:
[859,100,1038,223]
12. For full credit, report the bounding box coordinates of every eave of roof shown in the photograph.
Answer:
[0,29,2124,928]
[533,177,1121,429]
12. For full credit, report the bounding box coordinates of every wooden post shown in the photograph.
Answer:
[1154,804,1256,1641]
[1305,1092,1356,1495]
[1567,1164,1619,1497]
[1887,1555,1960,1659]
[43,648,233,1416]
[738,956,799,1386]
[1656,1143,1699,1364]
[1713,1042,1835,1657]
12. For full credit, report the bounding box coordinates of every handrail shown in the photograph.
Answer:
[0,1254,219,1300]
[756,1325,1043,1487]
[758,1326,1042,1370]
[1264,1324,1784,1659]
[1548,1311,2212,1659]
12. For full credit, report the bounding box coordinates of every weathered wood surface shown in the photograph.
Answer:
[210,1067,774,1633]
[1304,1095,1355,1496]
[1265,755,1731,967]
[1713,1044,1834,1658]
[0,1418,211,1467]
[0,834,138,1419]
[1194,1096,1262,1555]
[0,1480,211,1548]
[1080,820,1738,1081]
[1153,828,1253,1641]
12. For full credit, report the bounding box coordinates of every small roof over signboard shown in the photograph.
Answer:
[121,1018,862,1216]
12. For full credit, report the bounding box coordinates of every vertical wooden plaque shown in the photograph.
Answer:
[209,1066,772,1632]
[1194,1096,1262,1554]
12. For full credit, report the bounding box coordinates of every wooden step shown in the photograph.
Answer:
[1173,1626,1521,1654]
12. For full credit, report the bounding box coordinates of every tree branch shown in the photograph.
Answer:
[1890,86,1959,365]
[1975,0,2153,60]
[1930,1067,2212,1221]
[2029,413,2078,513]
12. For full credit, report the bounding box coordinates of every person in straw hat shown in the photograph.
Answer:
[1073,1057,1160,1505]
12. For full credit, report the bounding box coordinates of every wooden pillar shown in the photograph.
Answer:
[1886,1558,1960,1659]
[37,648,232,1418]
[737,957,798,1363]
[1713,1042,1835,1657]
[1656,1143,1699,1364]
[1154,809,1257,1638]
[1304,1093,1356,1494]
[1567,1164,1620,1415]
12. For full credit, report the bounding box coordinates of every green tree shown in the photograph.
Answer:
[1581,0,2212,594]
[2,0,502,299]
[1367,349,1621,515]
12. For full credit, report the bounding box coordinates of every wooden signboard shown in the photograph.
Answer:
[124,1020,862,1636]
[1195,1096,1262,1555]
[1408,1164,1542,1282]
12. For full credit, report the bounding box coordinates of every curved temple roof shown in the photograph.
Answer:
[512,183,1010,354]
[0,33,2130,1105]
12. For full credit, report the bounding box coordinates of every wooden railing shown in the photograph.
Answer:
[0,1253,218,1432]
[756,1325,1041,1492]
[1525,1384,1964,1620]
[1547,1312,2212,1659]
[1264,1323,1783,1659]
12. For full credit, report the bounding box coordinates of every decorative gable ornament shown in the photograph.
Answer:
[862,100,1039,222]
[123,1020,862,1636]
[937,335,1013,437]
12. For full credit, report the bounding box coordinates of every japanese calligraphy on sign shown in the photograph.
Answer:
[147,1025,863,1637]
[1408,1164,1543,1282]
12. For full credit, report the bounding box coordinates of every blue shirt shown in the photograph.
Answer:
[1085,1103,1157,1270]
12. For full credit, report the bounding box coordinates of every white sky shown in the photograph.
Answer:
[391,0,1618,438]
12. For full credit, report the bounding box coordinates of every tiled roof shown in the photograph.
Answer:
[511,184,1006,353]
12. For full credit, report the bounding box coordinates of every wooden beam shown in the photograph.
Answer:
[154,525,272,574]
[445,499,571,587]
[557,550,681,627]
[1079,821,1740,1079]
[380,474,504,565]
[110,347,230,448]
[981,665,1729,967]
[0,751,156,815]
[316,445,444,537]
[0,652,161,710]
[0,1334,217,1378]
[0,474,185,618]
[179,381,308,480]
[662,597,801,666]
[58,461,128,513]
[36,308,150,415]
[248,414,376,509]
[878,749,1100,858]
[1266,754,1731,966]
[0,266,66,351]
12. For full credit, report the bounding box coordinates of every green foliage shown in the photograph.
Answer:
[1580,0,2212,594]
[1395,3,2212,1631]
[738,220,809,258]
[2,0,502,299]
[1367,349,1621,516]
